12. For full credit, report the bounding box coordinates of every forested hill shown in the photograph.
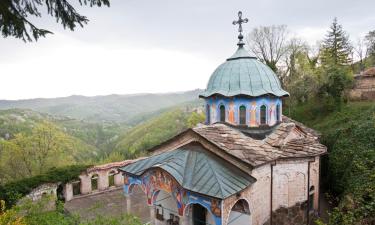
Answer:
[0,109,100,183]
[0,90,202,123]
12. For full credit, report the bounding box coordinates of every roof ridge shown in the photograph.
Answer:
[203,153,225,198]
[182,149,195,188]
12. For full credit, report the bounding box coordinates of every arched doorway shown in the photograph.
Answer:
[193,204,207,225]
[184,203,217,225]
[228,199,251,225]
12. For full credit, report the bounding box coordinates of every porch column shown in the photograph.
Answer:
[125,195,131,214]
[149,205,156,225]
[181,215,189,225]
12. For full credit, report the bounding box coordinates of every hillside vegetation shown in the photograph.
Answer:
[114,105,205,159]
[288,101,375,225]
[0,109,100,184]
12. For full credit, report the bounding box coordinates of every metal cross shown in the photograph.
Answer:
[232,11,248,46]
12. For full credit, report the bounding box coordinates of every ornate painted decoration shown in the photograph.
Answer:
[123,169,222,225]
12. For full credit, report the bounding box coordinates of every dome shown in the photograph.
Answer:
[199,46,289,98]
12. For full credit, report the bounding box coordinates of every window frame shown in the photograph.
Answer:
[219,104,226,122]
[239,105,247,125]
[206,104,210,124]
[260,104,267,125]
[276,104,281,122]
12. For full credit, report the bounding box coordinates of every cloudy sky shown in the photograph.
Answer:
[1,0,374,100]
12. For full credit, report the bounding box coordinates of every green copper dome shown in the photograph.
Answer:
[200,46,289,98]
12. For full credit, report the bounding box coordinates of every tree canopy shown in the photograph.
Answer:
[320,18,352,66]
[0,0,110,42]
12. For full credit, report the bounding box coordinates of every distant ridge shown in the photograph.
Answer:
[0,89,203,123]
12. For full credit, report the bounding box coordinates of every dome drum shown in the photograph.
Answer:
[205,95,282,127]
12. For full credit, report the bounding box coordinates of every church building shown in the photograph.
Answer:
[120,12,327,225]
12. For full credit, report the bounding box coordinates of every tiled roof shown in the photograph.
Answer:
[120,144,255,199]
[87,159,142,173]
[364,67,375,76]
[191,119,326,167]
[193,124,283,166]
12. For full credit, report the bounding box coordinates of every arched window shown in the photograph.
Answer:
[220,105,226,122]
[276,104,281,122]
[228,199,251,224]
[108,171,116,187]
[206,104,210,124]
[72,180,81,196]
[260,105,267,125]
[91,174,98,191]
[239,105,246,125]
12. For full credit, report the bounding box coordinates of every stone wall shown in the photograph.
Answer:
[263,201,308,225]
[222,157,320,225]
[64,160,133,201]
[349,75,375,100]
[25,183,58,201]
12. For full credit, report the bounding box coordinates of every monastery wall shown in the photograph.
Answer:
[64,162,129,201]
[272,160,308,210]
[350,76,375,100]
[221,157,320,225]
[222,164,271,225]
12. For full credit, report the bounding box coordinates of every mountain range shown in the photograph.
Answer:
[0,89,203,123]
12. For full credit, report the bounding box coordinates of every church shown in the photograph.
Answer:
[120,12,327,225]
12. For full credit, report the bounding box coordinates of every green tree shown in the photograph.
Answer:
[0,0,110,42]
[365,30,375,66]
[320,18,352,66]
[0,120,96,182]
[187,111,205,128]
[319,65,352,106]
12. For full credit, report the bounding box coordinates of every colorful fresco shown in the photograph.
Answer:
[228,101,235,123]
[269,103,276,125]
[123,170,223,225]
[205,96,282,127]
[250,101,257,127]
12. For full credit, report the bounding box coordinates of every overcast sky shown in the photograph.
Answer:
[1,0,374,100]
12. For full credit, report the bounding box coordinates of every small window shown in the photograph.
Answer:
[220,105,226,122]
[206,104,210,124]
[276,104,281,122]
[239,105,246,125]
[260,105,267,125]
[108,171,116,187]
[91,174,98,191]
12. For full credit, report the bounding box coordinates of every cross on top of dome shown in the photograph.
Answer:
[232,11,248,46]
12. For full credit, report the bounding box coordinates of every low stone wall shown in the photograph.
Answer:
[263,202,308,225]
[64,160,136,201]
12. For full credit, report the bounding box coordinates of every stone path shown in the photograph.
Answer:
[64,187,151,224]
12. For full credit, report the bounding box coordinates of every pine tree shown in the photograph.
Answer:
[321,18,352,66]
[0,0,110,42]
